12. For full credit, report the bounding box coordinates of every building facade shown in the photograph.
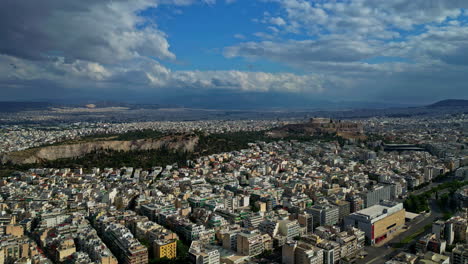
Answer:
[344,201,405,245]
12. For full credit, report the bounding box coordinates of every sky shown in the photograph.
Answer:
[1,0,468,108]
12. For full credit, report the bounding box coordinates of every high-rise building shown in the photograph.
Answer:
[346,195,363,213]
[298,214,314,234]
[360,185,391,208]
[237,230,271,257]
[308,204,339,227]
[189,242,220,264]
[102,223,148,264]
[445,222,454,245]
[424,166,435,182]
[222,231,239,251]
[259,220,279,238]
[282,241,324,264]
[331,200,350,223]
[295,243,323,264]
[278,219,301,240]
[243,214,263,229]
[432,220,445,240]
[282,241,297,264]
[448,216,467,244]
[451,243,468,264]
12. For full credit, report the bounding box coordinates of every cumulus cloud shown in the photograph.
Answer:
[264,0,467,37]
[0,0,178,64]
[223,0,468,102]
[0,54,325,96]
[0,0,329,102]
[1,0,468,104]
[234,34,246,39]
[386,24,468,66]
[269,17,286,26]
[225,38,379,63]
[167,70,324,93]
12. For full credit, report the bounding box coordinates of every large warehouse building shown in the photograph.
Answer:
[344,201,405,245]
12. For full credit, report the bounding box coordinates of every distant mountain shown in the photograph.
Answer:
[427,99,468,108]
[0,101,55,112]
[162,91,410,110]
[77,101,162,109]
[0,101,165,112]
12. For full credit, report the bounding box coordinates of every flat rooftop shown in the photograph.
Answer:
[405,212,419,220]
[356,204,390,218]
[350,201,403,222]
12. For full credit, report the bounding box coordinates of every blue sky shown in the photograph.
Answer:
[1,0,468,107]
[154,1,295,73]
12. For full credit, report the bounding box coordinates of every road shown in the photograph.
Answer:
[409,179,448,197]
[355,197,443,264]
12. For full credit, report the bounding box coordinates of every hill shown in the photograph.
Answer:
[0,134,198,165]
[0,129,348,170]
[0,101,55,112]
[427,99,468,108]
[268,118,365,140]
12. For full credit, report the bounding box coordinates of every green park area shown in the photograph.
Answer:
[403,180,468,213]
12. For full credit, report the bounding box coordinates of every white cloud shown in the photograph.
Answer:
[269,17,286,26]
[0,0,181,65]
[225,37,379,63]
[0,54,325,94]
[222,0,468,101]
[263,0,467,38]
[203,0,216,5]
[234,34,246,39]
[2,0,468,103]
[253,32,275,39]
[386,23,468,65]
[268,26,280,33]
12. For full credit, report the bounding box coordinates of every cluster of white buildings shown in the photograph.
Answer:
[0,114,466,264]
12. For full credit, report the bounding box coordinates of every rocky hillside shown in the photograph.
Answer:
[1,134,199,165]
[267,118,365,140]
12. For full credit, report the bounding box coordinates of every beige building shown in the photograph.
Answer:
[451,243,468,264]
[237,230,271,257]
[391,252,418,264]
[189,241,220,264]
[5,224,24,237]
[419,252,449,264]
[0,238,31,262]
[283,241,324,264]
[55,238,76,262]
[345,201,405,245]
[279,220,301,240]
[100,255,119,264]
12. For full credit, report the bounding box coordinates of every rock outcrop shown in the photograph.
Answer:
[267,118,365,140]
[1,134,199,165]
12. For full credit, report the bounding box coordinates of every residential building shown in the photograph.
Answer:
[451,243,468,264]
[154,240,177,260]
[308,204,339,227]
